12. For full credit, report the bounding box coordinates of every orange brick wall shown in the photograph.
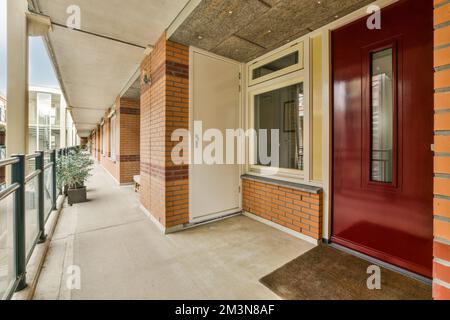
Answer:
[97,124,101,161]
[91,131,95,157]
[140,33,189,229]
[94,124,101,161]
[165,40,190,228]
[90,131,95,157]
[140,34,167,225]
[101,154,119,181]
[100,108,120,182]
[242,178,323,240]
[90,127,99,161]
[118,97,140,183]
[91,97,141,185]
[433,0,450,300]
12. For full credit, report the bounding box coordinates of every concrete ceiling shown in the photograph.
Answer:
[169,0,374,62]
[122,78,141,100]
[47,27,143,113]
[33,0,190,137]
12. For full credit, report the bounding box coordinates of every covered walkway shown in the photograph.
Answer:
[33,164,314,300]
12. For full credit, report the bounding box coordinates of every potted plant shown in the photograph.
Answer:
[57,147,94,205]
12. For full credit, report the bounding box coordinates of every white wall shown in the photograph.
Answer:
[6,0,28,156]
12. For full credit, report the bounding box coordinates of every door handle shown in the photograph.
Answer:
[195,134,200,149]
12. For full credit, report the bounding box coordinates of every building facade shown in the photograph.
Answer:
[85,0,450,299]
[28,86,78,153]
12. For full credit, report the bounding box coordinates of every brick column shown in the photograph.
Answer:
[433,0,450,300]
[99,109,113,176]
[96,124,101,161]
[89,132,95,156]
[140,33,189,231]
[117,97,140,183]
[106,112,111,158]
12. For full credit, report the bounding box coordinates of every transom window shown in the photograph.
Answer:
[252,52,299,81]
[249,42,304,86]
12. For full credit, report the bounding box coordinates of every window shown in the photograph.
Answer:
[253,52,299,80]
[252,82,304,172]
[246,38,321,182]
[371,48,393,183]
[0,99,5,122]
[110,115,116,160]
[51,95,60,126]
[36,92,52,151]
[28,91,63,152]
[249,42,304,86]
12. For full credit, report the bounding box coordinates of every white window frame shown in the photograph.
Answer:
[248,42,304,87]
[246,39,311,183]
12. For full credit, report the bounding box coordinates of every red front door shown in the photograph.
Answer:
[332,0,434,278]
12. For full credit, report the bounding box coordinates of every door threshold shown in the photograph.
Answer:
[173,211,243,233]
[328,242,432,286]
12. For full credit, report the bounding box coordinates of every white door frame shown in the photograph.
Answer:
[188,46,245,223]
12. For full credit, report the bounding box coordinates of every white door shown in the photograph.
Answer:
[190,50,241,222]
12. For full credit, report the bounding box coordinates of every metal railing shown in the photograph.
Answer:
[0,146,79,300]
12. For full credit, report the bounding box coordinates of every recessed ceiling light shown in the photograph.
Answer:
[198,35,203,40]
[317,1,322,4]
[335,15,339,19]
[228,10,233,14]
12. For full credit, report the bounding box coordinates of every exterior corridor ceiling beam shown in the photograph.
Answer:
[49,22,146,49]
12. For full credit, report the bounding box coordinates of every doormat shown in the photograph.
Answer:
[260,245,431,300]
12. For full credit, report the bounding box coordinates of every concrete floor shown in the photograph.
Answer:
[34,164,314,300]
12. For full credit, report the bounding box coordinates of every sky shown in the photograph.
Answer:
[28,37,60,89]
[0,0,60,97]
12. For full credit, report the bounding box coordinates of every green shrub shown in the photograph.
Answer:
[57,147,94,191]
